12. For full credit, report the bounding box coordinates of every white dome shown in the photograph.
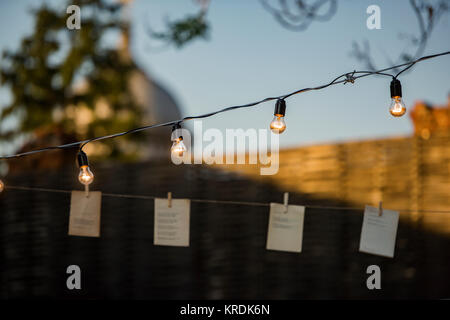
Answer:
[128,70,182,124]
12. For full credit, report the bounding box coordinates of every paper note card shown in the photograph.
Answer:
[154,198,190,247]
[68,191,102,237]
[359,205,399,258]
[266,203,305,253]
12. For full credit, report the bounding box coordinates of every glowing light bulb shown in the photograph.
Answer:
[171,123,187,156]
[389,79,406,117]
[78,165,94,186]
[270,99,287,134]
[0,179,4,193]
[171,138,187,156]
[389,96,406,117]
[77,150,94,186]
[270,115,286,134]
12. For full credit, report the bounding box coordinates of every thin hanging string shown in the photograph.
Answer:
[0,50,449,160]
[4,185,450,214]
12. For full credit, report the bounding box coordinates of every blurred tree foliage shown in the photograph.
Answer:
[0,0,209,162]
[149,0,210,48]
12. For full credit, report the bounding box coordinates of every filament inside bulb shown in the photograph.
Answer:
[389,96,406,117]
[171,138,186,156]
[0,179,4,193]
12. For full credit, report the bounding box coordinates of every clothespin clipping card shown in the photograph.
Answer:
[378,201,383,217]
[283,192,289,213]
[154,194,190,247]
[167,192,172,208]
[266,192,305,253]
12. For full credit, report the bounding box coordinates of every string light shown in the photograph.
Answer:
[77,150,94,186]
[389,79,406,117]
[0,179,4,193]
[270,99,287,134]
[171,124,187,156]
[0,51,447,161]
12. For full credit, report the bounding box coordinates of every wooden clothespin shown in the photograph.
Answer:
[85,184,90,198]
[378,201,383,217]
[283,192,289,213]
[167,192,172,208]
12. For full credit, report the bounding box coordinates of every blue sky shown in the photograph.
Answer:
[1,0,449,150]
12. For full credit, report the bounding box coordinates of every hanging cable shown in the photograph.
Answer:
[4,185,450,214]
[0,50,449,160]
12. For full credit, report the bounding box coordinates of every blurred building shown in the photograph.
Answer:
[410,96,450,140]
[115,22,182,160]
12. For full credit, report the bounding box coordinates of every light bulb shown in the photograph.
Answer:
[270,99,287,134]
[78,165,94,186]
[171,138,187,156]
[270,115,286,134]
[389,79,406,117]
[77,150,94,186]
[0,179,4,193]
[389,96,406,117]
[171,123,187,156]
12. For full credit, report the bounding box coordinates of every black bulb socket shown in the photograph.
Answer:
[77,150,89,168]
[172,123,182,132]
[274,99,286,117]
[171,123,183,141]
[390,79,402,98]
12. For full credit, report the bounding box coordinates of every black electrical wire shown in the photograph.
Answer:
[1,50,449,160]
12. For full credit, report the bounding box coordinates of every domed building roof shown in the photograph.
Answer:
[118,0,182,127]
[128,69,182,125]
[117,17,183,159]
[127,67,183,159]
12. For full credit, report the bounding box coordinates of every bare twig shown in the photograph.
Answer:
[260,0,338,31]
[352,0,449,72]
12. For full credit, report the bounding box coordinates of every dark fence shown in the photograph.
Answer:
[0,156,449,299]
